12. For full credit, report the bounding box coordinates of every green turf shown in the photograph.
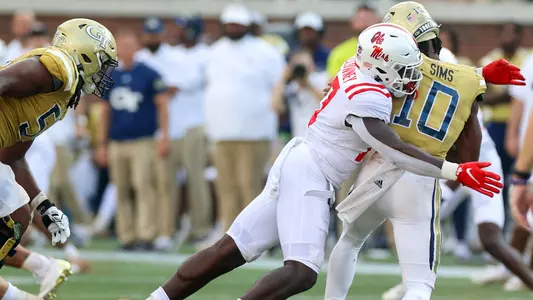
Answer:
[2,259,531,300]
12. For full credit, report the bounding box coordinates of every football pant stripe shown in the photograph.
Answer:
[429,178,442,272]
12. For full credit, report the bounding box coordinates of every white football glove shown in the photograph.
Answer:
[38,201,71,246]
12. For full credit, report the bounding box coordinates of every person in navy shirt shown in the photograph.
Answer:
[293,12,330,72]
[95,29,170,251]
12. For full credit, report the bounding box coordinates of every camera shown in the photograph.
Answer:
[291,64,308,80]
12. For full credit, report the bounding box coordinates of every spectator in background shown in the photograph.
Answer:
[439,26,473,66]
[326,3,378,78]
[135,17,195,251]
[96,29,169,251]
[271,50,326,138]
[250,10,290,56]
[5,10,35,61]
[205,4,284,232]
[294,12,329,71]
[166,16,214,248]
[21,22,49,51]
[480,23,530,203]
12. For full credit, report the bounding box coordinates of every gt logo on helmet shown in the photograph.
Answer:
[86,25,114,50]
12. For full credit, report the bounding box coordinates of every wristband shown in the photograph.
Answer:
[511,177,529,186]
[36,200,55,216]
[29,192,48,212]
[441,161,459,181]
[513,170,531,180]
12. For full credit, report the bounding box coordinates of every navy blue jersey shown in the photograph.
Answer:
[105,62,167,141]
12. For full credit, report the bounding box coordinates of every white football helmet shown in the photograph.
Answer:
[355,23,423,97]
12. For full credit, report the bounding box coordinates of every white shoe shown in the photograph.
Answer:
[471,264,510,285]
[38,259,73,299]
[503,275,527,291]
[453,242,472,261]
[174,215,193,249]
[154,236,174,252]
[194,226,224,252]
[72,224,92,247]
[382,283,405,300]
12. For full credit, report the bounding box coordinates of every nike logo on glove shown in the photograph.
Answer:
[466,168,480,185]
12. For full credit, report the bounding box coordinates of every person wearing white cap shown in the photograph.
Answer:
[294,12,330,71]
[201,4,285,238]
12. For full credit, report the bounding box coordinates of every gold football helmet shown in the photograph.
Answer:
[382,1,440,43]
[51,18,118,97]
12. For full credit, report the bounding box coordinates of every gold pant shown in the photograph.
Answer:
[213,140,270,231]
[154,127,213,238]
[109,138,157,244]
[50,145,91,225]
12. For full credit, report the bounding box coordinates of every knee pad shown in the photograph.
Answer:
[0,216,22,268]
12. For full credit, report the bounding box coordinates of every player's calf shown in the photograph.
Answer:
[478,222,533,290]
[240,260,317,300]
[157,235,245,299]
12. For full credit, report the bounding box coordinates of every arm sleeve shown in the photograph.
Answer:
[347,115,446,179]
[41,49,77,92]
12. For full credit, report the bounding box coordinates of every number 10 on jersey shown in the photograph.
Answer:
[392,81,459,142]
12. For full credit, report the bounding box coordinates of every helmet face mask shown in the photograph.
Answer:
[355,24,424,98]
[387,60,423,97]
[52,18,118,98]
[90,51,118,97]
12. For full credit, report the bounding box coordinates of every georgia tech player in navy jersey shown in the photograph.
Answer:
[0,18,117,299]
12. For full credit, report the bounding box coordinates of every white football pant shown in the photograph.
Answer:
[326,154,440,300]
[227,137,333,273]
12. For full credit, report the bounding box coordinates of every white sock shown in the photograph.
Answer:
[402,282,432,300]
[325,233,364,300]
[22,252,51,279]
[147,287,170,300]
[3,282,39,300]
[64,243,80,260]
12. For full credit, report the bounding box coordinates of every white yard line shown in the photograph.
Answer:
[29,248,482,279]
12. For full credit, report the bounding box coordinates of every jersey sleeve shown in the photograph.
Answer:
[473,67,487,100]
[342,81,393,123]
[41,48,77,93]
[152,71,168,95]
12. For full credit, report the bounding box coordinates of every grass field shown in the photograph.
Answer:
[4,240,532,300]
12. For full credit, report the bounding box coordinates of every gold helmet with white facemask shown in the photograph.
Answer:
[51,18,118,98]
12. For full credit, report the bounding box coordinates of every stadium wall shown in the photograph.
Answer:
[0,0,532,62]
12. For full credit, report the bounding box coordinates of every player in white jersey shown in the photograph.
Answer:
[146,24,502,300]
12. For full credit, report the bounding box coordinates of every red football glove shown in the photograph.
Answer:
[455,162,504,197]
[482,59,526,86]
